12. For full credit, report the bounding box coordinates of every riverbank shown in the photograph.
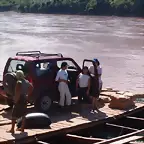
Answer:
[0,0,144,17]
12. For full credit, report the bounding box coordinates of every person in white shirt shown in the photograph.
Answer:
[89,58,102,111]
[55,62,71,107]
[76,66,90,103]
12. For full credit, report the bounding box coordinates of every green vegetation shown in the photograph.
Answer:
[0,0,144,16]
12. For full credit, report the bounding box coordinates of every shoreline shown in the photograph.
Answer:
[0,0,144,18]
[0,9,144,18]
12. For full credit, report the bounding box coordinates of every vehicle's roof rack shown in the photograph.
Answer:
[16,51,63,58]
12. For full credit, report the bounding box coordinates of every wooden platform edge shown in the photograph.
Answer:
[15,105,144,144]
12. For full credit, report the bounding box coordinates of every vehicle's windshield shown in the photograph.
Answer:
[7,60,26,73]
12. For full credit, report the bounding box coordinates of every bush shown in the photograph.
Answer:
[0,0,143,16]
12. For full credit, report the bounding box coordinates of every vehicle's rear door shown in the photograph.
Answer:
[82,59,99,94]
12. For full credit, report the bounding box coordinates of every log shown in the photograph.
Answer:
[126,116,144,121]
[65,134,104,143]
[110,135,144,144]
[37,141,50,144]
[106,123,138,131]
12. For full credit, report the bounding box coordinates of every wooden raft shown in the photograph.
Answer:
[0,89,143,144]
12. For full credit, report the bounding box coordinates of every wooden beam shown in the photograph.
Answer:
[94,129,144,144]
[126,116,144,121]
[66,134,104,143]
[130,142,144,144]
[110,135,144,144]
[106,123,138,131]
[37,141,50,144]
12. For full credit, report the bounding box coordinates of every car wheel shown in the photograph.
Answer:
[6,99,14,108]
[35,95,52,113]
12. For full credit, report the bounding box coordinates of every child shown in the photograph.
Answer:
[76,66,90,103]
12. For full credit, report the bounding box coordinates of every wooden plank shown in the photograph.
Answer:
[106,123,138,131]
[0,124,37,142]
[95,129,144,144]
[0,121,12,126]
[0,138,7,143]
[110,135,144,144]
[0,129,25,141]
[66,134,104,143]
[130,142,144,144]
[37,141,50,144]
[127,116,144,121]
[26,127,57,135]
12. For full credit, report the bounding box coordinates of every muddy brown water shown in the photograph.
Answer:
[0,12,144,93]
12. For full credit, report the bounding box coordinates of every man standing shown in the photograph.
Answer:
[55,62,71,107]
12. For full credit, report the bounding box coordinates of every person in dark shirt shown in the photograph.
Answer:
[7,70,33,134]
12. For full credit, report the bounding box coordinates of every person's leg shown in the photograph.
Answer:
[83,87,90,103]
[7,105,17,133]
[7,118,16,133]
[58,83,65,107]
[16,115,25,132]
[99,83,102,92]
[92,97,96,111]
[20,116,26,132]
[99,82,103,96]
[65,84,71,106]
[77,88,82,103]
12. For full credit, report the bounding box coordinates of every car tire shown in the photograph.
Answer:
[3,72,17,97]
[6,99,14,108]
[34,95,52,113]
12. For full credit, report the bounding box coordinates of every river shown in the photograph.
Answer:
[0,12,144,93]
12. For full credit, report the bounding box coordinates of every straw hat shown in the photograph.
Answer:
[16,70,25,80]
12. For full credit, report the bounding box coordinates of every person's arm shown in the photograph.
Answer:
[55,71,60,82]
[76,74,81,89]
[14,81,22,104]
[27,83,33,100]
[76,78,79,89]
[97,67,102,77]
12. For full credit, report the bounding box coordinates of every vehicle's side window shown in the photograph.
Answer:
[7,60,26,73]
[83,61,93,68]
[35,62,52,76]
[57,60,77,70]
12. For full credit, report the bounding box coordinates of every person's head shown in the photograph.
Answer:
[82,66,89,75]
[93,58,100,67]
[16,70,25,80]
[61,62,68,70]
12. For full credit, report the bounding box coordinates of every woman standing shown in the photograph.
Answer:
[76,66,91,103]
[89,58,102,93]
[7,70,33,133]
[89,58,102,111]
